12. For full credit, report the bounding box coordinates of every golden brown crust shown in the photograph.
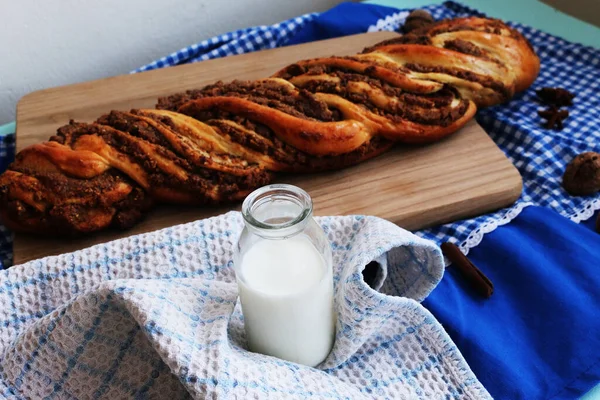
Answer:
[361,17,540,107]
[0,168,151,235]
[0,15,539,236]
[177,96,371,156]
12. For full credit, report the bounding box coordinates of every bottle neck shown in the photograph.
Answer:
[241,184,313,240]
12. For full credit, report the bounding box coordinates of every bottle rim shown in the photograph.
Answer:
[241,184,313,233]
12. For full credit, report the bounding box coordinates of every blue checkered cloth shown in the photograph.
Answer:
[0,1,599,268]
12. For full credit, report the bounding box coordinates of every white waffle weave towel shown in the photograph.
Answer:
[0,212,491,399]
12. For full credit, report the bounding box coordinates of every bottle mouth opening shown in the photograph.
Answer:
[241,184,313,234]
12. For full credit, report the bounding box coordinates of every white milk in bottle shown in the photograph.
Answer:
[234,184,335,367]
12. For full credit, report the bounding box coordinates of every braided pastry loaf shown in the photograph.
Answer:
[0,15,539,235]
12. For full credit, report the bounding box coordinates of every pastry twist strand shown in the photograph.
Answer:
[0,16,539,235]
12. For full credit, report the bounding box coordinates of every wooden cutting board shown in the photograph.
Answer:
[12,31,522,265]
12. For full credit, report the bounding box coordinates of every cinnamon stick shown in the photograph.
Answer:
[441,242,494,298]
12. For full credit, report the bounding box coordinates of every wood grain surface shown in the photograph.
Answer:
[13,31,522,264]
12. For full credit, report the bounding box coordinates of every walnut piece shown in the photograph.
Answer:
[538,106,569,130]
[563,152,600,196]
[403,10,434,33]
[536,87,575,107]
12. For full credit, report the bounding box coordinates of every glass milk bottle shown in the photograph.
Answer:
[233,184,335,367]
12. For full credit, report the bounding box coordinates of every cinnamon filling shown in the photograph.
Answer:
[404,63,510,98]
[157,80,341,122]
[277,58,411,80]
[96,111,172,148]
[443,39,485,57]
[291,70,468,126]
[52,122,271,194]
[202,114,392,170]
[361,34,433,52]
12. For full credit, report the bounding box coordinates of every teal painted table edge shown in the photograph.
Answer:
[363,1,600,398]
[365,0,600,48]
[0,122,15,137]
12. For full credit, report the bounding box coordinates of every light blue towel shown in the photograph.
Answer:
[0,213,491,399]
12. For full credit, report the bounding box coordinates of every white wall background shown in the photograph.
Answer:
[0,0,346,125]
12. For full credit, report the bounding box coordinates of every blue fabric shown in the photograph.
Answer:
[284,2,402,45]
[1,1,599,398]
[424,206,600,399]
[0,135,14,268]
